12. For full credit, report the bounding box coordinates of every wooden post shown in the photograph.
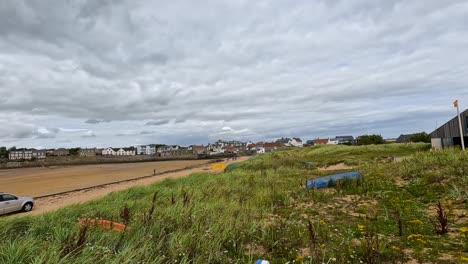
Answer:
[455,100,465,151]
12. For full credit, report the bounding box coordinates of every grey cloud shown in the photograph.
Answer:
[85,119,111,124]
[1,0,468,148]
[35,133,56,139]
[145,120,170,126]
[85,119,101,124]
[0,122,35,139]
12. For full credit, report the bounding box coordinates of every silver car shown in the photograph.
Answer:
[0,192,34,215]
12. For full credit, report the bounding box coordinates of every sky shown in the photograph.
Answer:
[1,0,468,149]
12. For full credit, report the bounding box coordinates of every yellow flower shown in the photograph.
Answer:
[460,227,468,233]
[320,220,326,225]
[407,234,426,245]
[320,244,326,248]
[407,234,423,240]
[391,246,400,251]
[407,219,423,225]
[415,238,426,245]
[295,255,305,262]
[357,224,365,230]
[460,256,468,262]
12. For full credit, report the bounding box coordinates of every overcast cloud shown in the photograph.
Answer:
[1,0,468,148]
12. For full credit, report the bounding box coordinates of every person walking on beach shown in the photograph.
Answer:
[153,168,156,175]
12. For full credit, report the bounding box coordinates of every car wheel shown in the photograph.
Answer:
[22,202,33,212]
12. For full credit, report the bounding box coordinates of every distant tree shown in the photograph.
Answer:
[409,132,430,143]
[69,148,81,156]
[356,134,385,145]
[0,147,8,159]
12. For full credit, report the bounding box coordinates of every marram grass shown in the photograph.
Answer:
[1,143,467,263]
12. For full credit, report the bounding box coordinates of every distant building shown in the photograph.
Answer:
[48,148,69,156]
[264,142,281,152]
[9,149,46,160]
[207,142,224,154]
[246,143,256,151]
[290,138,303,147]
[313,138,329,145]
[255,142,265,154]
[276,138,290,146]
[327,138,339,145]
[79,148,97,157]
[276,137,303,147]
[334,136,355,144]
[102,147,136,156]
[396,134,413,143]
[222,146,237,154]
[136,145,156,155]
[430,108,468,149]
[9,150,32,160]
[157,145,180,153]
[189,145,207,154]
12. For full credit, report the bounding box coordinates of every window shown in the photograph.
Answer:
[2,194,17,201]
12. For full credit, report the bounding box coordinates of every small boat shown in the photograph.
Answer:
[306,171,362,189]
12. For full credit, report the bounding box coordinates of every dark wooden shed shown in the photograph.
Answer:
[430,109,468,148]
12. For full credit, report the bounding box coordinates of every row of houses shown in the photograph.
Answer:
[305,136,355,146]
[6,137,308,161]
[8,148,100,160]
[8,149,47,160]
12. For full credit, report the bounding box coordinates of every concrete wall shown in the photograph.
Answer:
[0,153,198,169]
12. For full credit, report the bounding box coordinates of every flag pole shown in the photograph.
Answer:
[455,100,465,151]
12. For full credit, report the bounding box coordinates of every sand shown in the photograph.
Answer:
[0,160,210,197]
[0,157,249,216]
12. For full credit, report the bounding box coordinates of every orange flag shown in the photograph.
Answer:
[454,100,458,107]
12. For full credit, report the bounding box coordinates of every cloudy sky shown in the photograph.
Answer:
[1,0,468,148]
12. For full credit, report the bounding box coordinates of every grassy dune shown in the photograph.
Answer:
[1,143,467,263]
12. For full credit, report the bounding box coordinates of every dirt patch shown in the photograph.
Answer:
[394,177,409,187]
[318,162,352,171]
[244,244,266,256]
[393,156,410,163]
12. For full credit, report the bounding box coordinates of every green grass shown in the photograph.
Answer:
[0,143,467,263]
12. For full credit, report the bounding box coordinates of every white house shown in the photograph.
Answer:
[207,142,225,155]
[136,145,156,155]
[289,138,303,147]
[157,145,180,153]
[102,147,116,156]
[102,147,136,156]
[255,143,265,154]
[327,138,339,145]
[117,148,136,156]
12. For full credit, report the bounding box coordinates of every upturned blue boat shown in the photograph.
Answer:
[306,171,362,189]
